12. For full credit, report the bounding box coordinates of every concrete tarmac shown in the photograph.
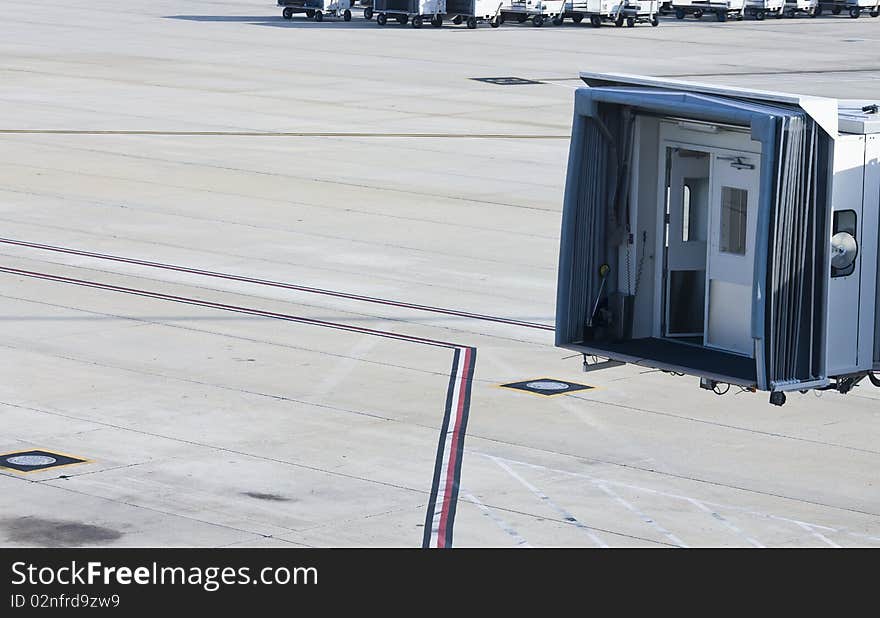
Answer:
[1,0,879,547]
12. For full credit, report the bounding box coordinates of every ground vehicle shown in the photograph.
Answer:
[279,0,353,21]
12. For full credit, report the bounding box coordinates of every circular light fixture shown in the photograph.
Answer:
[526,380,570,391]
[831,231,858,270]
[6,455,58,467]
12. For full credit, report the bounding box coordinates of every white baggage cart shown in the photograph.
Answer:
[567,0,661,26]
[374,0,445,26]
[783,0,818,15]
[815,0,879,16]
[745,0,785,18]
[672,0,745,20]
[279,0,353,21]
[445,0,504,26]
[499,0,567,26]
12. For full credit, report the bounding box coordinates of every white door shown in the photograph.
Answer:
[665,149,710,337]
[705,153,760,357]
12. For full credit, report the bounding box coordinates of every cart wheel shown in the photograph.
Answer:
[572,13,584,22]
[364,6,374,18]
[871,8,880,17]
[831,4,841,13]
[674,7,685,18]
[849,6,861,16]
[651,14,660,25]
[693,8,703,17]
[306,9,315,17]
[516,13,528,22]
[590,14,602,26]
[626,16,635,25]
[716,9,727,20]
[755,9,765,19]
[431,14,443,26]
[397,13,408,23]
[282,7,294,19]
[552,14,564,24]
[376,12,387,24]
[315,10,323,21]
[532,14,544,25]
[343,9,352,20]
[453,14,463,23]
[490,15,501,26]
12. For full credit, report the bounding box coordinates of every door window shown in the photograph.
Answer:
[719,186,748,255]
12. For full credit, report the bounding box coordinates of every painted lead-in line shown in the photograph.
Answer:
[0,265,477,549]
[424,346,476,549]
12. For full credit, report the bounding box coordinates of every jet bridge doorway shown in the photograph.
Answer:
[656,123,761,359]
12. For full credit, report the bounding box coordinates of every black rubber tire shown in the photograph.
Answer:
[614,15,624,25]
[651,14,659,25]
[282,7,293,19]
[871,9,880,17]
[315,10,323,21]
[572,13,584,22]
[306,9,315,17]
[716,9,727,20]
[343,9,352,20]
[467,16,478,27]
[849,6,860,16]
[490,16,501,26]
[755,9,765,19]
[431,14,443,26]
[693,8,703,17]
[397,13,408,23]
[364,6,373,19]
[626,16,635,26]
[674,7,685,18]
[552,14,564,24]
[532,14,544,25]
[453,14,463,23]
[590,15,602,26]
[412,14,422,27]
[376,12,387,24]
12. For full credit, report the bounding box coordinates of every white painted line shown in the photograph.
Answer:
[462,489,533,548]
[594,481,689,548]
[489,456,609,548]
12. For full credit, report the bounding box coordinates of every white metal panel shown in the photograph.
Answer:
[827,135,865,375]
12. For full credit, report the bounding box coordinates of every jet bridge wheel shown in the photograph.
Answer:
[282,7,294,18]
[364,6,374,18]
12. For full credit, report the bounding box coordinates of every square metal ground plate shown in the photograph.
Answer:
[500,378,595,397]
[470,77,543,86]
[0,450,89,473]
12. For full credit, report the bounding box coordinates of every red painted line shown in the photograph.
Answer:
[0,238,555,331]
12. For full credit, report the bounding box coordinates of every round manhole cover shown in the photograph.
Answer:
[526,380,570,391]
[6,455,57,467]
